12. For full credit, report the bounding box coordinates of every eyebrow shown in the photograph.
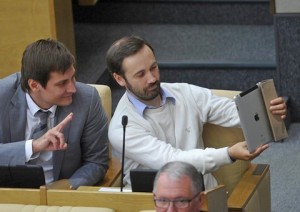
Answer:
[132,61,158,77]
[54,72,76,85]
[55,79,68,85]
[132,69,145,77]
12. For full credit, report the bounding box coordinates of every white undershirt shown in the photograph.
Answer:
[144,101,176,146]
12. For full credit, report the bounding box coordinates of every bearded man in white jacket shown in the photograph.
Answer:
[106,36,287,189]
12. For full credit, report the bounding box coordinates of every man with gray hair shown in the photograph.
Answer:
[153,161,204,212]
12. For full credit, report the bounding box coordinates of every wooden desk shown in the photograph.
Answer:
[77,186,212,212]
[40,155,121,203]
[47,189,155,212]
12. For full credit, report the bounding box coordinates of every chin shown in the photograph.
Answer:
[57,98,73,106]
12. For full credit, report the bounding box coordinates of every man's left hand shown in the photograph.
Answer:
[270,97,287,119]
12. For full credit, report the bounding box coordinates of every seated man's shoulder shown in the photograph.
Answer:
[0,73,21,95]
[74,82,97,96]
[162,82,201,95]
[162,82,191,89]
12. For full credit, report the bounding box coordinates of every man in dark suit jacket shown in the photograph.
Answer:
[0,39,109,189]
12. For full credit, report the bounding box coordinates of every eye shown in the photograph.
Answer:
[58,81,67,86]
[136,72,145,78]
[175,199,189,207]
[150,64,158,71]
[177,199,189,203]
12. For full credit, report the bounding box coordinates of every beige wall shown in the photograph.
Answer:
[0,0,75,78]
[272,0,300,13]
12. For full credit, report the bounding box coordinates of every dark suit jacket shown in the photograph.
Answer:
[0,73,109,189]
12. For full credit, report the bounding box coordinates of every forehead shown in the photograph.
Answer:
[48,66,75,82]
[122,45,156,75]
[155,174,193,199]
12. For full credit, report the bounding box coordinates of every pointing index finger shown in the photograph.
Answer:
[55,112,73,132]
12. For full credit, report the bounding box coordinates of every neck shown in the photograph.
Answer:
[28,91,51,110]
[141,94,162,108]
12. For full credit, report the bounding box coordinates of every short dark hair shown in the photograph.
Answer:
[153,161,204,195]
[21,38,75,91]
[105,36,154,77]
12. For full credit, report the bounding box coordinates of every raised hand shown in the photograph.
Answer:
[32,113,73,153]
[228,141,269,161]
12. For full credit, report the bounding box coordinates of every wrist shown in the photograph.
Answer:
[227,147,236,162]
[32,139,40,154]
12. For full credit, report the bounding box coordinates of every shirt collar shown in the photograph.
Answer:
[25,93,57,116]
[127,87,176,117]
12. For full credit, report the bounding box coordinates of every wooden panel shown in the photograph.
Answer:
[0,0,75,78]
[52,0,76,56]
[0,188,44,205]
[227,164,269,211]
[204,185,228,212]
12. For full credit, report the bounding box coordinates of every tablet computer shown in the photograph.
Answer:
[234,84,274,153]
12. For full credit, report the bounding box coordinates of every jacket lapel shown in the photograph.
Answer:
[53,106,72,180]
[10,86,27,142]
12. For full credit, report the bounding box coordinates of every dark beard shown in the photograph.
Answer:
[127,80,161,101]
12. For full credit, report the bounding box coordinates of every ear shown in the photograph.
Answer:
[28,79,41,92]
[113,73,126,87]
[198,192,205,209]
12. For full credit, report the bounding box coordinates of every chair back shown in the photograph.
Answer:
[203,89,250,195]
[88,84,112,122]
[203,185,228,212]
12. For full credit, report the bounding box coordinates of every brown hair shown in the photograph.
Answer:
[105,36,154,78]
[21,39,75,91]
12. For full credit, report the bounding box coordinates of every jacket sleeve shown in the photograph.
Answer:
[68,87,109,189]
[109,110,232,176]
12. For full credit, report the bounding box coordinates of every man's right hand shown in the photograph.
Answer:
[32,113,73,153]
[228,141,269,161]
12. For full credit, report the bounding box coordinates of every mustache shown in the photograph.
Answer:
[147,81,160,89]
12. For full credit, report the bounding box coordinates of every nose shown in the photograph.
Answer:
[166,202,177,212]
[67,80,76,93]
[146,71,157,84]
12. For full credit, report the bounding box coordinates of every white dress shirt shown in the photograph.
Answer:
[25,93,57,184]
